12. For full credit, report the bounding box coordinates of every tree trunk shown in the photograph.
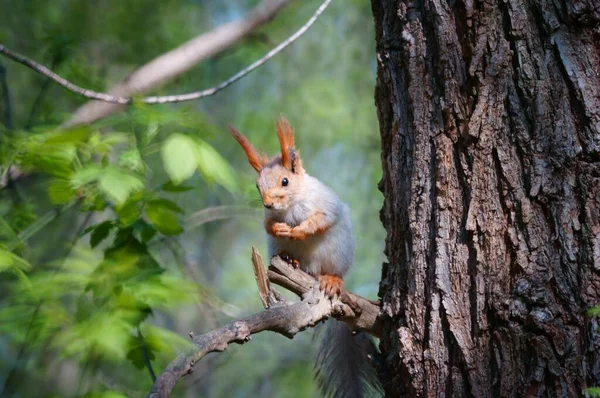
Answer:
[371,0,600,395]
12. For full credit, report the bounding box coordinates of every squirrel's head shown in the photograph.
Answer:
[229,116,305,212]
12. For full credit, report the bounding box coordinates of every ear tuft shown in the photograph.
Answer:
[276,115,299,171]
[289,149,303,174]
[229,125,266,172]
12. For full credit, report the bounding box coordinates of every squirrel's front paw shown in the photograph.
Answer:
[271,222,292,237]
[318,275,344,297]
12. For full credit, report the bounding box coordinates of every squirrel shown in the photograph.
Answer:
[229,116,382,398]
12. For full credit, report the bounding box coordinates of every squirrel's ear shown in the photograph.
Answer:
[229,125,266,172]
[276,115,303,173]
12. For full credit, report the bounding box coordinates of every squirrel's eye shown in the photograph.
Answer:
[282,178,289,187]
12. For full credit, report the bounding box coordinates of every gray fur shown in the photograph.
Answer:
[315,321,383,398]
[266,174,354,277]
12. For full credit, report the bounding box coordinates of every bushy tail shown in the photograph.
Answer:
[314,320,383,398]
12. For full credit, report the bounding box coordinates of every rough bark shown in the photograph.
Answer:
[372,0,600,396]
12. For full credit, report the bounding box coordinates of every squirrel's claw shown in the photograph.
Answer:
[278,252,300,269]
[318,275,344,298]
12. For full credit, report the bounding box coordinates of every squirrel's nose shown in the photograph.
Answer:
[264,202,273,209]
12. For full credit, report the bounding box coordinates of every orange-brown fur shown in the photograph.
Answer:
[276,116,295,170]
[318,275,344,297]
[228,125,268,172]
[265,211,332,241]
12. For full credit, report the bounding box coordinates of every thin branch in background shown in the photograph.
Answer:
[138,326,157,382]
[0,63,12,130]
[0,0,333,107]
[66,0,296,127]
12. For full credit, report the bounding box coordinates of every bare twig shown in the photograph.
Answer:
[251,247,272,309]
[0,0,333,126]
[148,252,381,398]
[137,326,157,382]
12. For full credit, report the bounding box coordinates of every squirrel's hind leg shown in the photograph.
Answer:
[318,275,344,297]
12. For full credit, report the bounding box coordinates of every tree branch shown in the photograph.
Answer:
[0,0,333,127]
[147,251,381,398]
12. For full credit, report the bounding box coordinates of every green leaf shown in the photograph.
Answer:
[25,143,76,178]
[145,201,183,236]
[117,201,140,227]
[71,165,103,188]
[0,249,13,271]
[98,168,144,206]
[48,179,76,204]
[147,199,183,214]
[587,388,600,397]
[161,134,197,185]
[142,121,159,146]
[133,221,157,243]
[81,392,129,398]
[119,149,144,173]
[588,306,600,317]
[126,333,156,370]
[0,248,31,273]
[90,221,114,248]
[161,181,193,192]
[195,140,237,193]
[44,128,91,144]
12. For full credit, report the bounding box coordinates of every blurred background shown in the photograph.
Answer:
[0,0,383,396]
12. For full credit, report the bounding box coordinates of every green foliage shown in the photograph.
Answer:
[587,388,600,397]
[0,103,232,395]
[161,132,237,192]
[161,133,197,185]
[588,306,600,317]
[0,1,383,397]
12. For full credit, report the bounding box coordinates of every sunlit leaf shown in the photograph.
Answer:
[143,325,194,357]
[588,306,600,317]
[25,143,76,178]
[81,391,129,398]
[71,165,103,188]
[161,133,197,185]
[44,128,91,144]
[142,121,159,146]
[98,168,144,206]
[0,249,13,271]
[0,248,31,272]
[117,201,140,227]
[195,140,237,193]
[587,388,600,397]
[119,149,144,172]
[53,311,131,361]
[48,178,76,204]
